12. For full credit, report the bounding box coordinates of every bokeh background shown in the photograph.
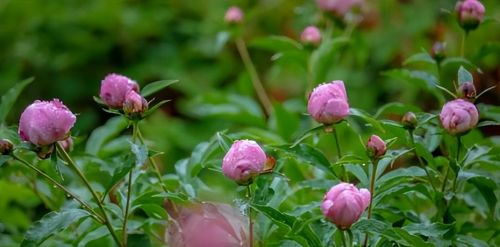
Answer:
[0,0,499,245]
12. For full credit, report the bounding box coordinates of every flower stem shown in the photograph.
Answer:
[235,37,272,117]
[122,123,139,246]
[451,137,461,193]
[11,153,104,223]
[247,185,254,247]
[408,130,437,192]
[56,143,122,247]
[136,128,169,193]
[363,158,378,247]
[331,126,348,181]
[460,31,467,58]
[339,230,348,247]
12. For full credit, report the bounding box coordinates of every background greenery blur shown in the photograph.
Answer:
[0,0,499,245]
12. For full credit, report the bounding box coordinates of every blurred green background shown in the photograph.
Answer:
[1,0,500,245]
[1,0,499,173]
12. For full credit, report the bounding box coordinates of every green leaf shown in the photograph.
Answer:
[77,225,109,247]
[402,222,454,238]
[274,144,334,176]
[459,171,497,213]
[353,219,433,247]
[310,37,350,82]
[0,155,10,168]
[130,142,148,166]
[0,77,34,123]
[349,108,385,133]
[458,66,473,85]
[290,125,324,148]
[216,131,233,153]
[140,79,178,97]
[128,234,151,247]
[252,204,295,231]
[477,120,500,127]
[441,57,477,71]
[21,209,89,247]
[403,52,436,66]
[85,116,128,156]
[103,154,135,197]
[250,35,303,53]
[143,100,171,118]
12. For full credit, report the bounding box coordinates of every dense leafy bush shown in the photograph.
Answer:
[0,0,499,246]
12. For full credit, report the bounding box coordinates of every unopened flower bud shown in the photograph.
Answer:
[402,112,417,129]
[224,6,243,24]
[58,137,73,152]
[222,140,266,185]
[366,135,386,158]
[456,0,485,32]
[99,73,139,108]
[431,42,446,63]
[440,99,478,135]
[19,99,76,146]
[0,139,13,155]
[123,90,148,116]
[301,26,322,46]
[308,81,350,125]
[321,183,370,230]
[316,0,364,18]
[458,82,476,100]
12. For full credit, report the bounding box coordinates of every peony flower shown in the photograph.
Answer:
[18,99,76,146]
[401,112,417,129]
[458,82,476,100]
[366,135,386,158]
[301,26,322,45]
[123,90,148,115]
[321,183,371,230]
[224,6,244,24]
[99,73,139,108]
[222,140,267,185]
[316,0,364,17]
[455,0,485,31]
[167,203,248,247]
[307,81,350,125]
[440,99,478,135]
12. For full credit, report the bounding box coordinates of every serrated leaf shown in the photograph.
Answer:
[458,66,473,85]
[86,116,128,156]
[0,77,34,123]
[140,79,178,97]
[22,209,89,247]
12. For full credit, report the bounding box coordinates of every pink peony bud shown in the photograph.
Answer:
[316,0,364,17]
[222,140,267,185]
[224,6,244,24]
[401,112,417,129]
[458,82,476,100]
[123,90,148,116]
[455,0,485,32]
[321,183,370,230]
[366,135,386,158]
[99,73,139,108]
[19,99,76,146]
[301,26,322,45]
[0,139,13,155]
[167,203,248,247]
[431,42,446,63]
[440,99,479,135]
[307,81,350,125]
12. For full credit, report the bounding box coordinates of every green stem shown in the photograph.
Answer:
[408,130,437,192]
[332,127,342,159]
[56,143,122,247]
[12,153,104,223]
[362,159,378,247]
[451,137,461,193]
[339,230,348,247]
[235,37,272,117]
[122,123,139,246]
[441,165,450,193]
[460,32,467,58]
[136,129,169,193]
[247,186,254,247]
